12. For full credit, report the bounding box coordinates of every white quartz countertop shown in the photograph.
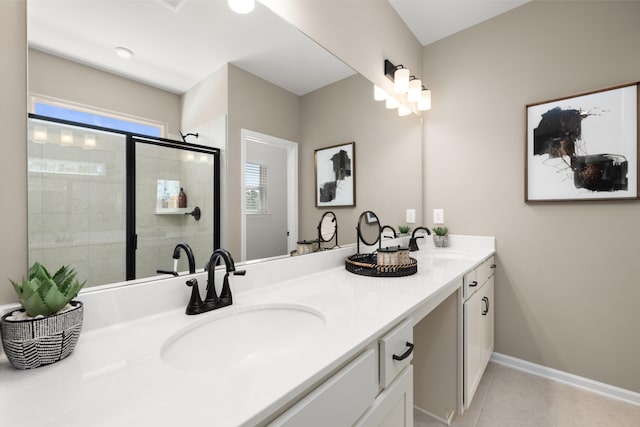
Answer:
[0,236,494,427]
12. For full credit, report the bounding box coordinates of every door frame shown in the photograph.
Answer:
[240,129,298,261]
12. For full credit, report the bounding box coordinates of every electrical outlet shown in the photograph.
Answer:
[433,208,444,224]
[406,209,416,224]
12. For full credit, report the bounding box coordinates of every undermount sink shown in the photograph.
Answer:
[161,304,326,373]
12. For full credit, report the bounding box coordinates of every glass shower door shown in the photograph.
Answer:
[134,141,217,277]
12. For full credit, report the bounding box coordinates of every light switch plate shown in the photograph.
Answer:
[406,209,416,224]
[433,208,444,224]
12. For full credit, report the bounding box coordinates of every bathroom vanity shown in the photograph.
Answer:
[0,235,495,427]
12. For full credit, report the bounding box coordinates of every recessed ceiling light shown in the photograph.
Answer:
[114,46,134,59]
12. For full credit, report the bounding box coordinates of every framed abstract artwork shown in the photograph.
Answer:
[315,142,355,207]
[525,82,639,202]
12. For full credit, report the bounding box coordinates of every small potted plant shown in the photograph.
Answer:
[1,262,85,369]
[432,226,449,247]
[397,225,411,235]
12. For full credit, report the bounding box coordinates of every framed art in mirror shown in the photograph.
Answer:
[525,82,639,202]
[315,142,355,207]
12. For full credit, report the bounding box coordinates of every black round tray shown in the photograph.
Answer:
[345,253,417,277]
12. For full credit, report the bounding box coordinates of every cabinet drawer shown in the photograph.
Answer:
[463,269,477,300]
[477,256,495,285]
[269,349,377,427]
[379,319,413,389]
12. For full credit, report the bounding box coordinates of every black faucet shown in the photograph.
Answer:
[173,242,196,274]
[157,242,196,277]
[381,225,397,239]
[185,248,246,315]
[409,226,431,251]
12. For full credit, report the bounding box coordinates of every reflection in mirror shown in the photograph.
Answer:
[243,131,298,262]
[28,118,126,286]
[27,116,220,287]
[357,211,381,252]
[317,211,338,249]
[26,0,423,293]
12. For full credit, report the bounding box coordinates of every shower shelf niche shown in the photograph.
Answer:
[155,208,191,215]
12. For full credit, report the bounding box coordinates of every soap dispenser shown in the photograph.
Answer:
[178,187,187,208]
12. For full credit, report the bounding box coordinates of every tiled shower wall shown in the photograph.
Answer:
[28,120,127,286]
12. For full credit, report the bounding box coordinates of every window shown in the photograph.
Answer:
[31,97,164,138]
[245,162,268,214]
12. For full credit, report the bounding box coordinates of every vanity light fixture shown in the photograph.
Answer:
[384,59,432,113]
[228,0,255,14]
[114,46,133,59]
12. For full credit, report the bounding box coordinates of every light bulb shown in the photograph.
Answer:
[60,130,74,145]
[394,67,410,94]
[373,85,388,101]
[408,78,422,103]
[386,96,400,109]
[228,0,255,14]
[398,105,411,116]
[418,89,432,111]
[33,126,48,142]
[83,134,97,149]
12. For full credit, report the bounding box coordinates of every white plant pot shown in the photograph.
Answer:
[433,234,449,247]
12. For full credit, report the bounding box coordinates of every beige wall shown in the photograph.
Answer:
[28,49,182,137]
[0,0,27,306]
[227,64,302,257]
[423,0,640,391]
[181,64,228,133]
[300,73,422,243]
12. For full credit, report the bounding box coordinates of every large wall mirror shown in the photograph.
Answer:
[27,0,423,290]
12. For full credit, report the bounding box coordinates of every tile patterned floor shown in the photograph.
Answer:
[415,362,640,427]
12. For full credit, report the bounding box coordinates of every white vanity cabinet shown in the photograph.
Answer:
[463,256,495,409]
[355,319,414,427]
[269,319,414,427]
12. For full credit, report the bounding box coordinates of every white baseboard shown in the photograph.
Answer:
[413,404,455,426]
[491,352,640,407]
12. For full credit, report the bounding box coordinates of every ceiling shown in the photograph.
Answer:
[389,0,530,46]
[28,0,529,96]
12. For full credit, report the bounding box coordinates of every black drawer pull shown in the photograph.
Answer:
[392,341,414,361]
[469,280,478,287]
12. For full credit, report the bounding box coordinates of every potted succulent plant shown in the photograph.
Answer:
[432,226,449,247]
[397,225,411,235]
[1,262,85,369]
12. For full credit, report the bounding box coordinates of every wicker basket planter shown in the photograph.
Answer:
[1,301,83,369]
